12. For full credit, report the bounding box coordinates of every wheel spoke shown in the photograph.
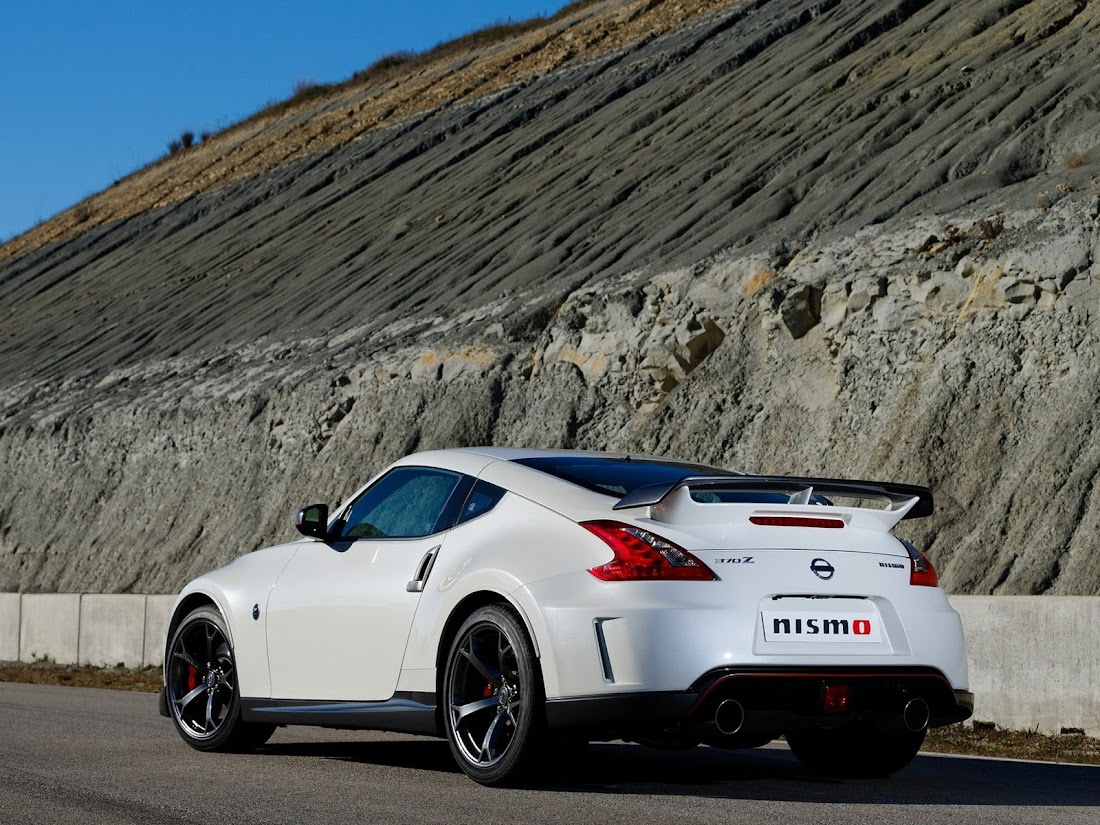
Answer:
[178,634,203,667]
[175,683,207,710]
[497,634,513,675]
[215,640,231,662]
[479,711,505,761]
[204,689,216,732]
[453,695,500,724]
[460,641,499,686]
[172,649,199,668]
[505,698,522,726]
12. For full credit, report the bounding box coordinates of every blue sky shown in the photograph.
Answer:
[0,0,568,243]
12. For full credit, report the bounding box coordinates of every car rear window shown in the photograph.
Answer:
[513,456,734,498]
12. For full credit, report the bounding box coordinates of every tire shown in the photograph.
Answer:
[442,604,544,785]
[786,724,926,778]
[703,730,778,750]
[165,606,276,752]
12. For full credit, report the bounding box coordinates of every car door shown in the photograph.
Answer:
[265,466,468,701]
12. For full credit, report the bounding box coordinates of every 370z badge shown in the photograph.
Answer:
[715,556,754,564]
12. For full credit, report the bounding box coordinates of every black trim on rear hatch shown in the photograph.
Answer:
[513,455,737,499]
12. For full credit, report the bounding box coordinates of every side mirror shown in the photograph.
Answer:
[295,503,329,540]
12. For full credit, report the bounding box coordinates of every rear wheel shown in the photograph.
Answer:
[166,606,276,752]
[442,605,544,785]
[703,730,778,750]
[786,724,925,777]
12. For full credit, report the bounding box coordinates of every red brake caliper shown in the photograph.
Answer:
[483,682,494,698]
[187,665,198,691]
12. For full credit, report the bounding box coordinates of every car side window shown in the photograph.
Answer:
[339,467,462,539]
[455,480,507,526]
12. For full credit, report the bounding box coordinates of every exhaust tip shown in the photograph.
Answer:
[903,698,930,733]
[714,699,745,735]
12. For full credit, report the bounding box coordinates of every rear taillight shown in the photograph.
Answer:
[901,538,938,587]
[581,520,717,581]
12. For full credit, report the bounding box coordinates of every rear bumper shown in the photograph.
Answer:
[545,666,973,736]
[954,688,975,717]
[546,691,697,731]
[692,666,973,730]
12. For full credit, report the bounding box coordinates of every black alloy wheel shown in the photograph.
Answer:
[166,606,275,751]
[443,604,544,785]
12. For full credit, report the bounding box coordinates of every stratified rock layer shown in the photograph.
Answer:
[1,0,1099,593]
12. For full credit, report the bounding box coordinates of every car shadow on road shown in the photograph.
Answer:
[258,738,463,775]
[540,742,1100,807]
[258,737,1100,806]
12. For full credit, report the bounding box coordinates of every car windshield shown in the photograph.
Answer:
[513,455,734,498]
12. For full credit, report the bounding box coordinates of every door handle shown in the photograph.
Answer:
[406,545,441,592]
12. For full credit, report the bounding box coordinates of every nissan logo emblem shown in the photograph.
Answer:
[810,558,835,580]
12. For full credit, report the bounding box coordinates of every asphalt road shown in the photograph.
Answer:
[1,682,1097,825]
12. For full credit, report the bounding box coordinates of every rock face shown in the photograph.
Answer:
[2,0,1100,594]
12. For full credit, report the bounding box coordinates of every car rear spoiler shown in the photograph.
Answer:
[612,475,934,519]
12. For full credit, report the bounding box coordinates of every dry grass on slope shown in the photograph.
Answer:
[0,0,743,262]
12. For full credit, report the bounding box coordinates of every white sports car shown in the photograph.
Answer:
[161,448,973,784]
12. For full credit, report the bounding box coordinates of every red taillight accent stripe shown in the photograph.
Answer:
[582,520,717,581]
[901,539,939,587]
[749,515,846,529]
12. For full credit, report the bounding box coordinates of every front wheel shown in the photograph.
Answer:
[166,606,275,752]
[442,604,544,785]
[786,724,926,777]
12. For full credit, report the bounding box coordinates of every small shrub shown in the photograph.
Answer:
[356,51,416,79]
[288,80,333,106]
[167,139,183,155]
[1066,153,1089,169]
[180,131,194,149]
[555,0,602,16]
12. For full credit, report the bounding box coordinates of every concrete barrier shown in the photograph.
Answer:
[19,594,81,665]
[144,595,176,668]
[79,594,147,668]
[1,594,177,668]
[0,593,19,661]
[1,593,1097,736]
[950,595,1100,737]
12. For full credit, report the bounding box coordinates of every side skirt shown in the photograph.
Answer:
[240,692,439,737]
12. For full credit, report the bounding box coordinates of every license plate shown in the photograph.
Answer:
[761,610,881,642]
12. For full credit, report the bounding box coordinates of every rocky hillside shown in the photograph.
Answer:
[2,0,1099,594]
